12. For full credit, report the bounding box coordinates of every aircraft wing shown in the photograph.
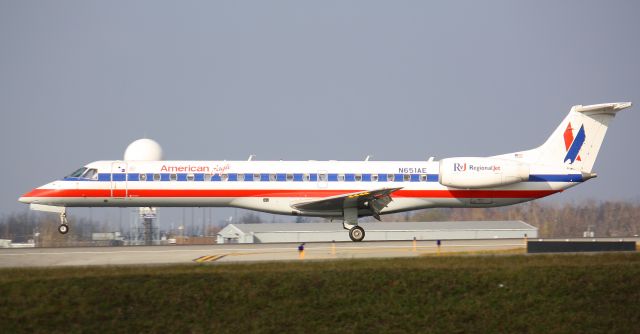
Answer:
[291,187,402,220]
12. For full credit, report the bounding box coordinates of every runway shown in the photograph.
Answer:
[0,239,528,267]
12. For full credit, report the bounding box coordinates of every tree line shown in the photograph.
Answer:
[1,200,639,246]
[403,200,640,238]
[0,212,110,247]
[235,200,640,238]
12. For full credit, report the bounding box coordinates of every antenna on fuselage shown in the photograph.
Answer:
[365,155,372,161]
[427,156,435,162]
[248,154,256,161]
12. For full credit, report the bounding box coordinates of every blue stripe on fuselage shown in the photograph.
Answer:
[67,173,583,183]
[528,174,583,182]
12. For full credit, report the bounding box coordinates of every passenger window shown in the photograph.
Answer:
[204,174,211,181]
[420,174,427,182]
[153,174,161,181]
[403,174,411,182]
[372,174,379,182]
[238,174,245,182]
[140,173,147,181]
[269,174,276,181]
[303,174,310,181]
[286,174,293,182]
[254,173,260,181]
[187,174,195,181]
[337,174,345,182]
[355,174,362,182]
[170,174,177,181]
[221,174,229,181]
[319,174,327,181]
[387,174,395,182]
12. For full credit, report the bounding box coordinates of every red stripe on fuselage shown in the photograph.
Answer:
[23,188,560,199]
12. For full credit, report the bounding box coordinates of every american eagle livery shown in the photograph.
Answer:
[19,102,632,241]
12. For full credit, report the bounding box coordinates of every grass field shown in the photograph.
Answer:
[1,253,639,333]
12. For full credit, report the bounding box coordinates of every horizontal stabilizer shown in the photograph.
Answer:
[572,102,631,114]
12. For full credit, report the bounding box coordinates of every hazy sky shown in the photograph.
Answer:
[1,1,639,227]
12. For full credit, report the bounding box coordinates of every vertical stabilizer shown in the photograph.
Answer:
[532,102,631,172]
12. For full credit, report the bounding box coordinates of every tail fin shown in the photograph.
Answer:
[533,102,631,172]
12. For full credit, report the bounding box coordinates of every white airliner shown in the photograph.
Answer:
[19,102,631,241]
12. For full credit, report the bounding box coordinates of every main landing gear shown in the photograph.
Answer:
[58,212,69,234]
[348,225,365,242]
[343,207,365,242]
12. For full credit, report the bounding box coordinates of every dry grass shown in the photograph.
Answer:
[420,247,526,256]
[1,252,639,333]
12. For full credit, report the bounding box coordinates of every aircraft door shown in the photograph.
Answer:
[110,161,128,198]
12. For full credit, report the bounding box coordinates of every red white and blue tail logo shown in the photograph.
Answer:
[563,122,586,164]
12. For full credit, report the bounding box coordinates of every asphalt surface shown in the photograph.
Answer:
[0,239,529,267]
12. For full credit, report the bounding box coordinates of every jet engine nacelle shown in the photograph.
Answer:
[439,157,530,189]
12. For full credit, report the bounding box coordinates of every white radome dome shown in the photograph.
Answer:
[124,138,164,161]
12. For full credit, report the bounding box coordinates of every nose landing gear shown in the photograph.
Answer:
[27,204,70,235]
[58,212,69,234]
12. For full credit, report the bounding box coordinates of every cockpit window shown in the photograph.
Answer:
[67,167,87,178]
[82,169,98,180]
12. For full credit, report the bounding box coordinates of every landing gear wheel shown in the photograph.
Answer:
[58,224,69,234]
[349,226,365,242]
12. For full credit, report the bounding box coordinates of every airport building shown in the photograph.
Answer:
[216,221,538,244]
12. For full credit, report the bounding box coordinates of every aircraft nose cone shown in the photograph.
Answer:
[19,190,35,204]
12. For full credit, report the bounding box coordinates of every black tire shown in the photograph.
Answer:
[58,224,69,234]
[349,226,365,242]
